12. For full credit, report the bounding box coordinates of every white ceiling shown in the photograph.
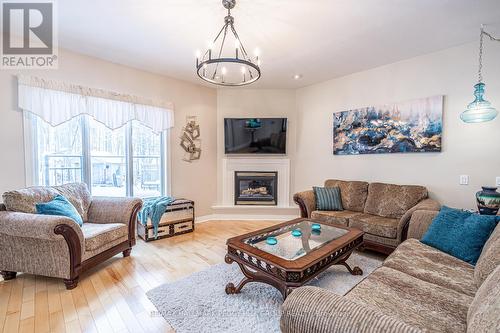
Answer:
[56,0,500,88]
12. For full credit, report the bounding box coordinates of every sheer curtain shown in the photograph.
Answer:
[17,75,174,133]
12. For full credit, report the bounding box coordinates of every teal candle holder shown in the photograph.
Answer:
[291,229,302,237]
[266,236,278,245]
[312,229,321,236]
[311,223,321,231]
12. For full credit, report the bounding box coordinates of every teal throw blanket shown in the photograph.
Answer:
[138,196,175,238]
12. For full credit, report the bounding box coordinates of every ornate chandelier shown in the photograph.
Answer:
[196,0,261,86]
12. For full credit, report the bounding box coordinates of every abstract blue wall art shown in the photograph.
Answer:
[333,95,443,155]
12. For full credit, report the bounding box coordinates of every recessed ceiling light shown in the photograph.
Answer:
[293,74,303,80]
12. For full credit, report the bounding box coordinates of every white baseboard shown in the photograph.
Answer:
[195,214,299,223]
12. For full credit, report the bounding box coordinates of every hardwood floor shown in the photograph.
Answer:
[0,220,279,333]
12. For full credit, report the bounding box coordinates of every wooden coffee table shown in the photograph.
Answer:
[225,218,364,299]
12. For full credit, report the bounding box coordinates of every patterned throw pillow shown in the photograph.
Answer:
[313,186,343,211]
[421,206,499,265]
[36,195,84,227]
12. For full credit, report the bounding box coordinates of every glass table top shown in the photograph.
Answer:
[243,220,349,261]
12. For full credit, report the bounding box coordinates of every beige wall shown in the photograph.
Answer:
[295,42,500,209]
[216,89,296,205]
[1,41,498,216]
[0,49,217,216]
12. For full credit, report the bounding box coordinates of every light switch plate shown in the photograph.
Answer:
[459,175,469,185]
[496,177,500,186]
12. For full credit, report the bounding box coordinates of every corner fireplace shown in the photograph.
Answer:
[234,171,278,206]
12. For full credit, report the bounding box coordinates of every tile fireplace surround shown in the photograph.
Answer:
[219,158,291,208]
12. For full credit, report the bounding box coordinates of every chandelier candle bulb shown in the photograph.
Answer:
[235,39,240,58]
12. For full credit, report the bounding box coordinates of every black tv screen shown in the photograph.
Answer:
[224,118,287,154]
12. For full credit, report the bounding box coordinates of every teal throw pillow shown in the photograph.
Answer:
[421,206,499,265]
[36,195,83,227]
[313,186,343,211]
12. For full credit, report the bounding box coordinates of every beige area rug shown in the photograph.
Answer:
[147,251,384,333]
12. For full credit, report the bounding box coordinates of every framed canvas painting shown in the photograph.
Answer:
[333,95,443,155]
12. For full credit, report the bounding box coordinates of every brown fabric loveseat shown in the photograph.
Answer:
[294,180,440,254]
[281,210,500,333]
[0,183,142,289]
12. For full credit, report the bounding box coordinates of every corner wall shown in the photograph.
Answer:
[216,89,297,207]
[295,42,500,209]
[0,49,217,216]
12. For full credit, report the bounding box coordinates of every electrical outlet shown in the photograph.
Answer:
[459,175,469,185]
[496,177,500,186]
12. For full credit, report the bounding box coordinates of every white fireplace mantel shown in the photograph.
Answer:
[220,158,291,207]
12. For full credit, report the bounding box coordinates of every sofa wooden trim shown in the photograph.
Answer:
[359,241,396,255]
[55,201,142,290]
[293,194,309,218]
[54,224,83,289]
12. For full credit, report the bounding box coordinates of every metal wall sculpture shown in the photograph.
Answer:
[180,116,201,162]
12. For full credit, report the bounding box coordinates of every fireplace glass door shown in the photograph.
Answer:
[234,171,278,205]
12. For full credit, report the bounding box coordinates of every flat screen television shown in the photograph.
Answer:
[224,118,287,154]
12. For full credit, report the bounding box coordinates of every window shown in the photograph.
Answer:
[30,114,167,197]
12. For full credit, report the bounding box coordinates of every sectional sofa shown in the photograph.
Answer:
[281,209,500,333]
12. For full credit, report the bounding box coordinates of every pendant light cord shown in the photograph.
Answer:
[478,27,500,83]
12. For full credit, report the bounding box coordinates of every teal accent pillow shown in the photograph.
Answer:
[421,206,499,265]
[36,195,83,227]
[313,186,343,211]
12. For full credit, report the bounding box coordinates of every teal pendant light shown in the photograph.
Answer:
[461,26,499,123]
[461,83,498,123]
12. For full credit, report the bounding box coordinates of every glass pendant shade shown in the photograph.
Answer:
[461,83,498,123]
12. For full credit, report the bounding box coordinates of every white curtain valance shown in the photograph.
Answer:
[18,75,174,133]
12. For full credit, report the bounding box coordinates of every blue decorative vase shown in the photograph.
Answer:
[266,236,278,245]
[476,186,500,215]
[291,229,302,237]
[311,223,321,231]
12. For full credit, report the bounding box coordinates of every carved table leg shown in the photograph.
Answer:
[0,271,17,280]
[63,277,79,290]
[225,276,253,294]
[225,255,257,295]
[123,248,132,257]
[283,286,296,299]
[225,255,288,299]
[336,253,363,275]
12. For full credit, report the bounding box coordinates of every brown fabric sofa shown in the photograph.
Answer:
[281,210,500,333]
[0,183,142,289]
[294,180,440,254]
